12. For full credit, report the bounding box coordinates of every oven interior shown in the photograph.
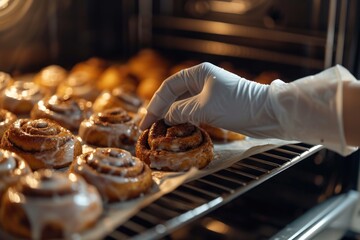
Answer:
[0,0,360,239]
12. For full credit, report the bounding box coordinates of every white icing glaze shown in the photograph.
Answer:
[79,116,139,150]
[10,119,79,168]
[0,150,30,192]
[5,171,102,239]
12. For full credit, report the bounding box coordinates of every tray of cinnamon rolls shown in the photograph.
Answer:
[0,50,289,240]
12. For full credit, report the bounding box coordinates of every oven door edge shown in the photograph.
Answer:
[270,190,359,240]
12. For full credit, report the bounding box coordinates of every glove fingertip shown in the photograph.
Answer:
[139,112,159,130]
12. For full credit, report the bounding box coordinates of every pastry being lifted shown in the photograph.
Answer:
[136,119,214,171]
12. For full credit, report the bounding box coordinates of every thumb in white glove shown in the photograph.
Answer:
[140,62,357,156]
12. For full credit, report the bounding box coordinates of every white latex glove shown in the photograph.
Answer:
[140,62,357,155]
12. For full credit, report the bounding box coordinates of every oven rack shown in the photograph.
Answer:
[105,143,323,240]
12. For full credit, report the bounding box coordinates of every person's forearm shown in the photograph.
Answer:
[343,81,360,147]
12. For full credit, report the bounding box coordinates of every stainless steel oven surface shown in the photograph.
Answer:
[0,0,359,240]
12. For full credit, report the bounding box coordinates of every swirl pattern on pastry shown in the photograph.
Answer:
[0,108,17,138]
[79,108,140,150]
[1,118,82,170]
[69,147,153,202]
[31,95,92,132]
[136,120,214,171]
[0,81,46,115]
[0,169,102,239]
[0,149,31,200]
[93,87,143,114]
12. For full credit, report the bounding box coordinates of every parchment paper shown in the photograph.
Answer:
[80,138,297,240]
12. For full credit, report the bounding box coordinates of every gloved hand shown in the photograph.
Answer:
[140,62,357,155]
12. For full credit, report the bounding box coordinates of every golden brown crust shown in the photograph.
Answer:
[93,87,143,113]
[136,120,214,171]
[69,148,153,202]
[79,108,140,151]
[33,65,68,94]
[1,118,82,170]
[200,124,246,142]
[30,95,92,132]
[0,169,102,239]
[0,81,47,115]
[0,109,17,138]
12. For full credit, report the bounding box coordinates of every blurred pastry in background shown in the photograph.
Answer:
[127,49,169,81]
[219,62,254,80]
[71,57,108,80]
[0,109,17,138]
[97,64,140,92]
[33,65,67,94]
[57,71,100,102]
[0,81,47,116]
[169,60,200,75]
[136,71,166,100]
[93,87,143,114]
[0,72,13,94]
[254,71,280,84]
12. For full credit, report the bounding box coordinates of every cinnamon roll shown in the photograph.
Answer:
[31,94,92,132]
[0,81,47,116]
[69,147,153,202]
[79,108,140,151]
[56,71,100,102]
[0,109,17,138]
[0,169,102,240]
[1,118,82,170]
[33,65,68,94]
[93,87,143,113]
[136,120,214,171]
[0,149,31,200]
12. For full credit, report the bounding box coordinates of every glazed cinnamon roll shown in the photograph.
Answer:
[1,118,82,170]
[31,95,92,132]
[93,87,143,113]
[56,71,100,102]
[0,109,17,138]
[69,148,153,202]
[136,120,214,171]
[0,81,47,116]
[0,169,102,240]
[0,149,31,200]
[33,65,68,94]
[79,108,140,151]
